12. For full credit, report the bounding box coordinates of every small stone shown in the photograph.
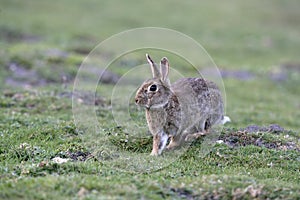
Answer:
[52,157,69,164]
[216,140,224,144]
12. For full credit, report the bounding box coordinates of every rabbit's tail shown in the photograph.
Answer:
[221,116,231,124]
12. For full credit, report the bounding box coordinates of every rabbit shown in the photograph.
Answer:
[135,54,230,156]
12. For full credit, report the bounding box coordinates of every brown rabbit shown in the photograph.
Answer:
[135,54,230,156]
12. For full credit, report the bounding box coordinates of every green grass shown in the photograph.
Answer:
[1,0,300,199]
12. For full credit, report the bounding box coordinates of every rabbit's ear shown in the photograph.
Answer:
[146,54,160,78]
[160,57,170,82]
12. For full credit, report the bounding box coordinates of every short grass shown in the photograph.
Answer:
[1,0,300,199]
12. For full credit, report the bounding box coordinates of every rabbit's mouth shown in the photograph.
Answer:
[135,103,150,110]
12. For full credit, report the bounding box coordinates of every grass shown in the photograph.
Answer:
[1,0,300,199]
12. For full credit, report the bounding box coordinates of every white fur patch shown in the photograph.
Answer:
[222,116,231,124]
[158,133,169,155]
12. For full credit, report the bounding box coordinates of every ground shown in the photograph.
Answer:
[0,0,300,199]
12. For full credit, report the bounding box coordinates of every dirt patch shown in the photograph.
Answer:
[80,65,120,84]
[0,26,40,43]
[66,151,93,161]
[59,91,107,106]
[4,48,72,88]
[239,124,285,133]
[219,124,299,152]
[5,50,120,88]
[6,62,48,87]
[170,187,195,199]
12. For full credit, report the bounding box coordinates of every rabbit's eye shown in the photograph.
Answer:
[149,84,157,92]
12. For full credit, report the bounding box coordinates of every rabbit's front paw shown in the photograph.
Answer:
[150,150,159,156]
[150,131,168,156]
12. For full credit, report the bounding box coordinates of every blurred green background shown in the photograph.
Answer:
[1,0,299,129]
[2,0,300,67]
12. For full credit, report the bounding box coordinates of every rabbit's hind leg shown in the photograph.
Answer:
[166,134,183,150]
[184,131,207,142]
[185,119,208,142]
